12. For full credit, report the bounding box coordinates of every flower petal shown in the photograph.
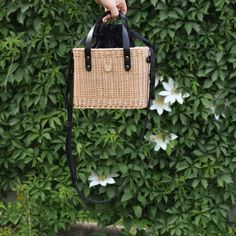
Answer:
[164,95,176,104]
[160,141,167,150]
[163,103,171,112]
[210,105,216,113]
[157,106,164,115]
[169,78,174,86]
[159,91,170,96]
[88,173,98,181]
[155,75,164,87]
[176,93,184,104]
[162,82,171,91]
[163,78,174,91]
[106,178,116,184]
[183,93,190,98]
[149,135,156,142]
[214,114,220,120]
[89,180,99,188]
[109,173,119,178]
[155,77,159,87]
[100,180,107,186]
[170,134,178,140]
[149,103,157,110]
[154,143,161,151]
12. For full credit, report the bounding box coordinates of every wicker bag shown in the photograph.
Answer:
[71,12,156,109]
[66,12,156,204]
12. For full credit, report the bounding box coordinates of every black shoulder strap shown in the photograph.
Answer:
[130,30,156,100]
[66,32,156,204]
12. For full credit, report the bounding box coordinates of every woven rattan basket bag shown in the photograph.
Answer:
[66,12,156,204]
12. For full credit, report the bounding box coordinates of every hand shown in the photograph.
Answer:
[95,0,127,21]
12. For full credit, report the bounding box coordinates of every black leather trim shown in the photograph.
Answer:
[84,12,131,72]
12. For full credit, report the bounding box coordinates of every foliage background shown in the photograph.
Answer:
[0,0,236,235]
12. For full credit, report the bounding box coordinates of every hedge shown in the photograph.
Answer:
[0,0,236,235]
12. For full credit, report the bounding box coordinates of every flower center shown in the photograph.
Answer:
[156,133,163,141]
[155,97,164,106]
[98,175,107,181]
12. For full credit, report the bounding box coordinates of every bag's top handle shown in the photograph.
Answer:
[84,11,131,72]
[92,11,128,29]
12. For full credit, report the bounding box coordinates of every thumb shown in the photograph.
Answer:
[109,6,119,18]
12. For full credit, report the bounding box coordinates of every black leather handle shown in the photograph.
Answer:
[84,11,131,71]
[94,10,126,25]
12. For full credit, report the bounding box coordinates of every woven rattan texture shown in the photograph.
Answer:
[73,47,150,109]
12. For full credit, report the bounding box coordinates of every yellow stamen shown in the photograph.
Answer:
[98,175,107,181]
[156,133,163,141]
[155,97,164,106]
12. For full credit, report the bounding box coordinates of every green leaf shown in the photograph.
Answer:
[150,0,158,7]
[217,174,233,187]
[216,51,224,63]
[33,17,42,31]
[121,192,133,202]
[156,3,168,10]
[133,205,142,218]
[76,143,82,154]
[159,10,169,21]
[192,23,200,33]
[176,162,189,171]
[119,163,128,174]
[201,98,211,107]
[212,70,219,81]
[203,79,213,89]
[192,179,200,188]
[184,22,193,35]
[166,144,172,156]
[179,113,187,125]
[230,45,236,55]
[9,212,21,225]
[201,179,208,189]
[138,194,147,206]
[107,188,115,198]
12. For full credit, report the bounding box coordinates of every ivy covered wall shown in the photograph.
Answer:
[0,0,236,235]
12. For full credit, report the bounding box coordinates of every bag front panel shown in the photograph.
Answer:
[73,47,150,109]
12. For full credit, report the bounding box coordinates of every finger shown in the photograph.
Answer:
[114,0,127,14]
[110,6,119,18]
[103,14,112,22]
[118,3,127,14]
[99,0,116,12]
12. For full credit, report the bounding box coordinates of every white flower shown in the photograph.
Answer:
[88,172,118,188]
[159,78,190,104]
[149,133,178,151]
[210,105,225,121]
[155,75,164,87]
[150,133,168,151]
[149,96,171,115]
